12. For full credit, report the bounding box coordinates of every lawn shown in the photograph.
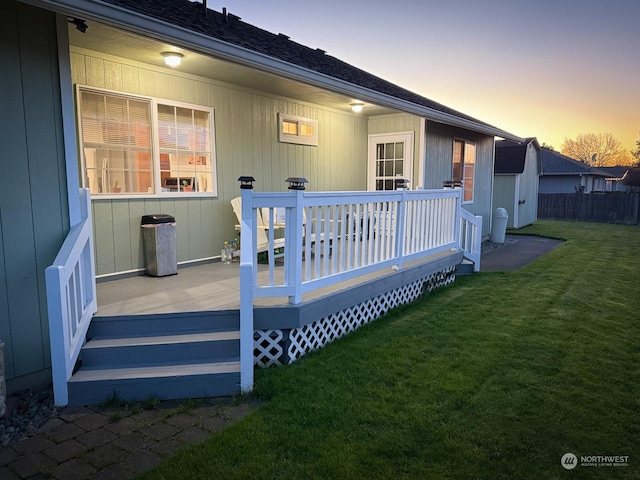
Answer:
[138,221,640,480]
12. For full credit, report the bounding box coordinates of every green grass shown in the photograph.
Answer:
[137,221,640,480]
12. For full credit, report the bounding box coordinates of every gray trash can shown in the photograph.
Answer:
[141,214,177,276]
[490,208,508,244]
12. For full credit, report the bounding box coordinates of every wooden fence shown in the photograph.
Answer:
[538,192,640,225]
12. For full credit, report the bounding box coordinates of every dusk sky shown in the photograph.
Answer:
[218,0,639,154]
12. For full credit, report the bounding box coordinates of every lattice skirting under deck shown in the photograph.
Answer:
[253,266,456,367]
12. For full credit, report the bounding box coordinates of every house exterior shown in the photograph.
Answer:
[598,166,632,192]
[539,149,608,194]
[493,138,541,229]
[2,0,521,398]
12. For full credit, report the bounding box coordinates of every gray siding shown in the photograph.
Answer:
[71,48,368,275]
[539,175,582,194]
[424,122,495,237]
[515,144,539,227]
[0,1,70,385]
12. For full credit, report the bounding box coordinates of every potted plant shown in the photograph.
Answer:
[111,179,121,193]
[182,179,192,192]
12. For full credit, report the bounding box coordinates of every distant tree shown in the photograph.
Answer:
[561,133,629,166]
[541,143,555,150]
[632,131,640,167]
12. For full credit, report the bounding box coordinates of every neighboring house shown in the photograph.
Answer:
[598,166,632,192]
[2,0,521,398]
[539,149,608,193]
[493,138,541,229]
[621,167,640,190]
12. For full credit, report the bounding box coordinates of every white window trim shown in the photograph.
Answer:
[367,132,414,191]
[453,138,475,204]
[76,85,218,199]
[278,113,318,146]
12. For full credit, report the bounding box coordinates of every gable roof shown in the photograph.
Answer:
[494,138,539,174]
[47,0,521,140]
[541,149,609,177]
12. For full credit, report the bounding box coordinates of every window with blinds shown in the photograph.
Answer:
[77,86,216,196]
[453,139,475,203]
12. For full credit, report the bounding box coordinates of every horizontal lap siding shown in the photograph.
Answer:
[72,49,367,275]
[0,2,69,382]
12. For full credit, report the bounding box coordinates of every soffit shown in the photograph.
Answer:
[68,21,397,116]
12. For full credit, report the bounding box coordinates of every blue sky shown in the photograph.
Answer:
[218,0,639,154]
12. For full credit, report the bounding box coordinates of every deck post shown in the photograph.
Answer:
[288,188,304,304]
[238,178,255,392]
[394,189,407,270]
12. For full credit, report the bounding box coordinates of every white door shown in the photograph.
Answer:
[368,132,414,191]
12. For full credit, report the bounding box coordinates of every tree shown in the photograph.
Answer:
[631,131,640,167]
[561,133,630,167]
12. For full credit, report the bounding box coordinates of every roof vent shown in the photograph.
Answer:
[278,33,290,40]
[316,48,326,55]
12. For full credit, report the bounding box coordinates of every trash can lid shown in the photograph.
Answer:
[493,207,508,218]
[141,214,175,225]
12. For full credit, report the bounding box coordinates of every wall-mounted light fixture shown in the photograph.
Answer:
[351,102,364,113]
[162,52,183,67]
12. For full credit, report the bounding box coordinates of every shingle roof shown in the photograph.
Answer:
[97,0,505,131]
[494,138,538,174]
[541,149,609,176]
[597,166,630,179]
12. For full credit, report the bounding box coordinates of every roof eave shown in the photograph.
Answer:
[24,0,523,141]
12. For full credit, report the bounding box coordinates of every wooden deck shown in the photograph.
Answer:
[96,249,459,317]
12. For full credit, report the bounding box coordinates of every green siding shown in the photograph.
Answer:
[368,114,422,184]
[425,122,495,237]
[493,176,517,228]
[0,1,69,383]
[72,48,368,275]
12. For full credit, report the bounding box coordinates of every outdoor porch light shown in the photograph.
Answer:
[394,178,410,190]
[351,102,364,113]
[238,176,255,189]
[285,177,308,190]
[162,52,183,67]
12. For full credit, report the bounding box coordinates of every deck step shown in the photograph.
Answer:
[88,310,240,338]
[69,310,242,404]
[68,361,240,405]
[80,331,240,367]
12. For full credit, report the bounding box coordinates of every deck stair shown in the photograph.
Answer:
[67,311,241,405]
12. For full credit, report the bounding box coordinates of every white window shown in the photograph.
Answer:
[278,113,318,146]
[453,139,475,203]
[77,86,216,196]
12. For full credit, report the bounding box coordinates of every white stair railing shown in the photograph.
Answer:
[45,188,97,406]
[459,208,483,271]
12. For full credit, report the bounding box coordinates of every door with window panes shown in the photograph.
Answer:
[368,133,414,191]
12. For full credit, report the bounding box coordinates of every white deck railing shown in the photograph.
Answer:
[45,189,97,406]
[238,187,476,391]
[459,208,483,272]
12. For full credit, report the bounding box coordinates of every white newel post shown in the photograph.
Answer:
[238,177,255,392]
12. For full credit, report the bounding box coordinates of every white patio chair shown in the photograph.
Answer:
[230,197,285,256]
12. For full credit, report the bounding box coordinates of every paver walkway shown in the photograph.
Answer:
[0,398,256,479]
